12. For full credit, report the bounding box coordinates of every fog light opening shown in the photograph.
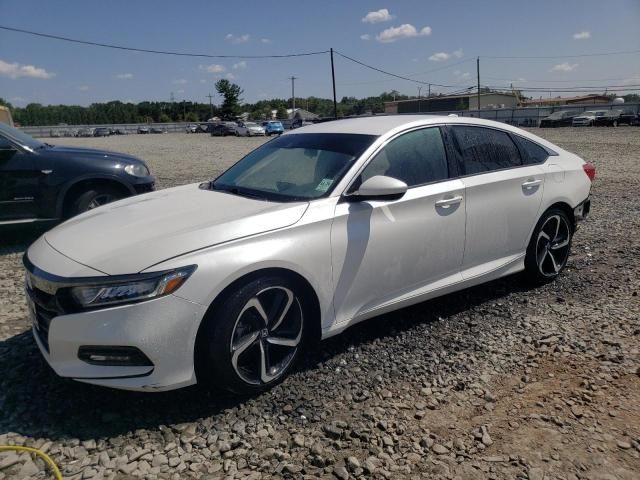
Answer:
[78,346,153,367]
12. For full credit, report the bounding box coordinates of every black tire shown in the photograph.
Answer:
[196,275,309,394]
[524,208,573,285]
[69,186,125,217]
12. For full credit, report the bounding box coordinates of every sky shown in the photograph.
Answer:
[1,0,639,107]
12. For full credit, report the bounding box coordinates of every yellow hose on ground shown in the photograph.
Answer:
[0,445,63,480]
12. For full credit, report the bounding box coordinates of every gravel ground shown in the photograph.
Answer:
[1,129,639,480]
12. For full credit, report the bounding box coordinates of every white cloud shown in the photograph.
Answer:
[261,38,271,44]
[79,85,90,91]
[173,79,188,84]
[429,52,450,62]
[360,34,371,41]
[0,59,55,79]
[226,72,236,80]
[459,72,471,79]
[429,48,463,61]
[550,62,578,72]
[232,61,247,70]
[225,33,250,44]
[376,24,432,43]
[201,64,226,73]
[115,73,134,79]
[362,8,394,24]
[573,31,591,40]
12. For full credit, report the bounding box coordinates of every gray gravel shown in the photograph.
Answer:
[1,129,639,479]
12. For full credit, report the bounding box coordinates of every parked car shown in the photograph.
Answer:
[0,122,154,228]
[150,127,165,134]
[234,121,265,137]
[112,128,127,135]
[94,127,111,137]
[539,110,576,128]
[210,122,236,136]
[593,109,637,127]
[186,124,207,134]
[22,115,594,393]
[76,128,94,137]
[571,110,608,127]
[262,120,284,136]
[137,126,150,134]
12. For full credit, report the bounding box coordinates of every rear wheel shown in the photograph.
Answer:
[196,275,307,394]
[524,209,573,284]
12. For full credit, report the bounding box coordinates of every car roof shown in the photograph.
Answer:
[284,114,564,154]
[284,115,514,136]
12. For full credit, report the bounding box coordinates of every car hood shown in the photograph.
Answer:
[45,145,146,165]
[44,183,309,275]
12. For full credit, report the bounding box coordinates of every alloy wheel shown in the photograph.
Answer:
[230,286,303,385]
[87,194,114,210]
[536,214,571,277]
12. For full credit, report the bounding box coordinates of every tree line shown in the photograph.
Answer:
[2,84,637,127]
[0,79,411,126]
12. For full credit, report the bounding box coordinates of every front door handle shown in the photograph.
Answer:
[435,195,463,208]
[522,178,542,189]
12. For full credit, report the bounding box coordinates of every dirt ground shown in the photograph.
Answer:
[0,127,639,479]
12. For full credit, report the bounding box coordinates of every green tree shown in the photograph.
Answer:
[276,106,288,119]
[215,79,244,118]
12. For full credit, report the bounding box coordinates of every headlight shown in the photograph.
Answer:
[69,265,196,309]
[124,163,150,177]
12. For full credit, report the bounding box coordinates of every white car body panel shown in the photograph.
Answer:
[24,116,592,391]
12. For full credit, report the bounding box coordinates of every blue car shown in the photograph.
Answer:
[262,121,284,136]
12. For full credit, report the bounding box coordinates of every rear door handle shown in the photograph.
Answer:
[435,195,463,207]
[522,178,542,188]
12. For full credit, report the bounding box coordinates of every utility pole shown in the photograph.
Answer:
[289,76,297,114]
[206,94,214,118]
[476,57,481,114]
[183,100,186,120]
[428,83,431,97]
[417,86,422,113]
[330,48,337,119]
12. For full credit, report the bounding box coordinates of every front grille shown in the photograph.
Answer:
[26,285,63,353]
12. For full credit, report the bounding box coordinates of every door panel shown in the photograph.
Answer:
[461,165,545,275]
[330,179,466,323]
[0,147,37,220]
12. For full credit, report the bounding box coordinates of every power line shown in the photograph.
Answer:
[337,58,474,86]
[486,84,640,91]
[0,25,329,59]
[334,50,460,88]
[481,49,640,59]
[483,75,639,83]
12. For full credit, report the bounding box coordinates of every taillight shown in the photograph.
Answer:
[583,163,596,182]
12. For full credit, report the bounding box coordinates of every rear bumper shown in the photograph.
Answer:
[574,196,591,225]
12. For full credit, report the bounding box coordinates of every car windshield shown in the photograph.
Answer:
[582,111,597,116]
[268,121,283,127]
[245,122,259,127]
[212,133,378,201]
[0,122,44,150]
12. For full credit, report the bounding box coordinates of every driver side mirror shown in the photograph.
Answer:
[346,175,408,201]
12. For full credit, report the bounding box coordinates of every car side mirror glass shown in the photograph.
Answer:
[347,175,408,201]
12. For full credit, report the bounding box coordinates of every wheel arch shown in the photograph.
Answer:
[193,266,322,365]
[57,175,136,218]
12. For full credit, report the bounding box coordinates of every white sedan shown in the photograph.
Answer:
[24,116,594,392]
[234,121,265,137]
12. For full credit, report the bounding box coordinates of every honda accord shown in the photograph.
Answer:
[23,116,594,392]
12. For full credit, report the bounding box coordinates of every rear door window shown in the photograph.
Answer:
[451,126,522,175]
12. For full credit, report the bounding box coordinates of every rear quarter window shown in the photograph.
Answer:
[513,136,550,165]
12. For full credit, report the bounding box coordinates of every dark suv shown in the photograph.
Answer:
[0,122,154,227]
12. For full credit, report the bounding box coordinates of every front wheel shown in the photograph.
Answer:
[196,275,308,394]
[68,186,125,217]
[524,209,573,284]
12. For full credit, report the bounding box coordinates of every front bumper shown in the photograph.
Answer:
[24,250,206,391]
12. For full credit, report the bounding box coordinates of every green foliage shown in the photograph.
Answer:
[276,105,288,119]
[215,79,244,118]
[0,98,13,109]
